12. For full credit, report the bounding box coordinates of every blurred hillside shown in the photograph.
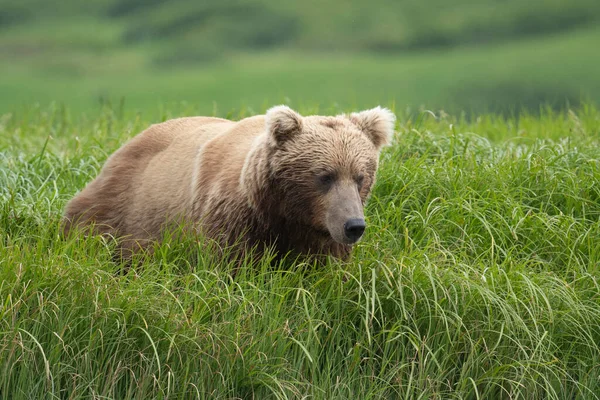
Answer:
[0,0,599,114]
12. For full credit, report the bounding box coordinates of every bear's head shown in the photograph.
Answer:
[257,105,395,246]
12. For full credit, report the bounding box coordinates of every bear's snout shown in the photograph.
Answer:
[325,182,365,245]
[344,218,366,243]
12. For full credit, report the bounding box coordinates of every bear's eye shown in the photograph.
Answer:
[355,174,365,190]
[317,172,336,189]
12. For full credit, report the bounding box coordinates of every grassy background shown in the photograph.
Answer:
[1,104,600,398]
[0,0,599,114]
[2,1,600,398]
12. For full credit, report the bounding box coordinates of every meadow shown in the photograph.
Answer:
[1,0,600,397]
[1,103,599,399]
[3,23,600,117]
[1,0,600,114]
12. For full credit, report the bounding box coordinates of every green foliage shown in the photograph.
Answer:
[2,0,600,51]
[1,1,599,114]
[1,24,599,116]
[1,104,600,398]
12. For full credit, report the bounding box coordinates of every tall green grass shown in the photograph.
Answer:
[1,104,600,398]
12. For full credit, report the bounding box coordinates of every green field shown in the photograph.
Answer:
[2,0,600,397]
[1,0,600,114]
[1,104,600,398]
[2,24,600,116]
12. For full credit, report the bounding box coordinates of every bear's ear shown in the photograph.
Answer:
[265,105,303,144]
[347,106,396,150]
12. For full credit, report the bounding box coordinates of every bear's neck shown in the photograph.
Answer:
[234,206,352,261]
[270,219,352,260]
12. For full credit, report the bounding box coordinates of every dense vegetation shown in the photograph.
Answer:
[2,0,600,52]
[2,2,599,396]
[1,104,599,398]
[0,1,599,113]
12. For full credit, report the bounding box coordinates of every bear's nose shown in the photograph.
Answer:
[344,218,366,243]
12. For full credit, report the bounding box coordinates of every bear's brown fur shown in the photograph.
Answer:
[63,106,395,261]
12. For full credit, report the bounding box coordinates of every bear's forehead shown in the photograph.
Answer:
[300,116,375,150]
[316,117,346,130]
[305,115,350,130]
[280,118,377,173]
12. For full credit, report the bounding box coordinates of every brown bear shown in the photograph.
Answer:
[63,106,395,262]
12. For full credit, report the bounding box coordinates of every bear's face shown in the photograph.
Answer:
[264,106,395,245]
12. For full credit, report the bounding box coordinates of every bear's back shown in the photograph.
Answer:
[63,116,233,242]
